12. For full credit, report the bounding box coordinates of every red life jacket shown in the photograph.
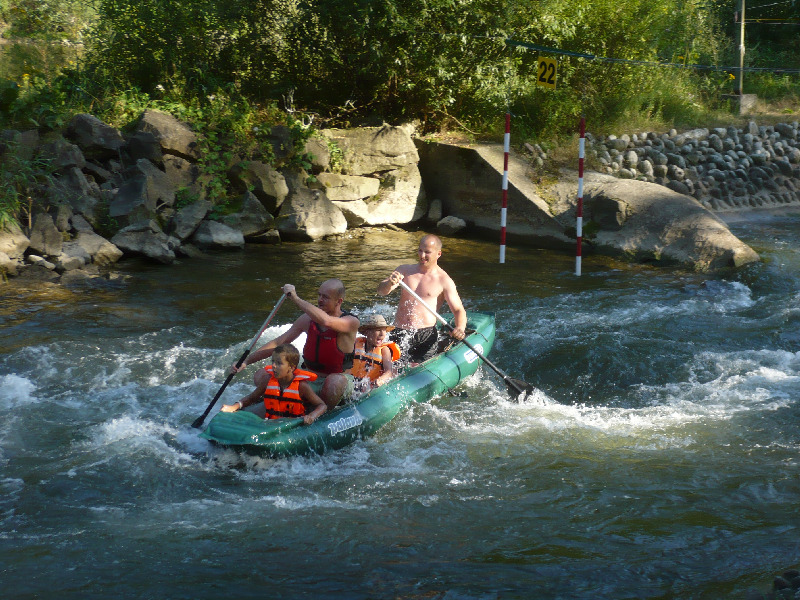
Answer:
[302,311,355,375]
[262,366,318,419]
[348,337,401,381]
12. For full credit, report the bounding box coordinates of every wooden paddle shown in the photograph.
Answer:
[191,293,288,429]
[397,280,533,399]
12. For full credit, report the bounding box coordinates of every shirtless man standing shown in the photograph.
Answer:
[230,279,360,410]
[377,234,467,363]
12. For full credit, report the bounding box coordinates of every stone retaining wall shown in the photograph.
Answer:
[588,121,800,212]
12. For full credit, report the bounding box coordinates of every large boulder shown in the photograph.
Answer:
[416,139,759,271]
[228,161,289,213]
[164,155,203,194]
[548,173,760,270]
[54,203,73,232]
[303,136,331,172]
[46,167,104,226]
[70,213,95,233]
[111,220,177,264]
[267,125,294,163]
[190,220,245,250]
[221,192,275,237]
[127,158,175,207]
[55,240,90,272]
[0,251,19,276]
[170,199,211,241]
[122,131,164,167]
[0,221,30,259]
[110,159,176,224]
[276,188,348,241]
[65,113,125,160]
[331,199,369,227]
[315,173,379,201]
[135,110,200,161]
[39,137,86,171]
[321,124,419,175]
[83,160,116,185]
[364,165,427,225]
[28,213,63,257]
[110,177,156,224]
[72,231,123,266]
[416,141,570,248]
[329,165,426,226]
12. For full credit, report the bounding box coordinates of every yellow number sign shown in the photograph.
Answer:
[537,57,557,90]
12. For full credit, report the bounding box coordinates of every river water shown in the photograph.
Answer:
[2,219,800,599]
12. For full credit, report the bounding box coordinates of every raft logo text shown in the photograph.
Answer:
[327,410,364,436]
[464,344,484,364]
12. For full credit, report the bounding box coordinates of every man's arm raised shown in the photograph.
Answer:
[283,284,359,334]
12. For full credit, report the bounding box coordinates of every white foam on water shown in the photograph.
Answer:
[80,415,202,469]
[165,340,800,491]
[176,426,215,455]
[412,345,800,455]
[500,280,758,350]
[228,443,375,481]
[9,345,59,380]
[254,493,354,511]
[11,324,303,400]
[0,374,38,408]
[683,280,756,312]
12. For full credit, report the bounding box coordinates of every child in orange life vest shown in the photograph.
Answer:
[220,344,326,425]
[347,314,401,393]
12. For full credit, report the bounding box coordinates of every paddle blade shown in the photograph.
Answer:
[505,377,534,400]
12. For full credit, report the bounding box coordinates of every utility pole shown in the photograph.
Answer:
[735,0,746,94]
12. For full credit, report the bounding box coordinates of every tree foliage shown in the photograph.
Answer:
[0,0,95,83]
[3,0,797,138]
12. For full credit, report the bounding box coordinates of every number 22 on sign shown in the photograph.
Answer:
[537,57,557,89]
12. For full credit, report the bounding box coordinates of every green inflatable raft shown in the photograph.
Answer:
[199,311,496,457]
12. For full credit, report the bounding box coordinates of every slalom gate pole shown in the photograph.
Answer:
[500,112,510,264]
[575,116,585,276]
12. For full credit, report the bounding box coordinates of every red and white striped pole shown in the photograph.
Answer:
[575,116,586,276]
[500,112,510,264]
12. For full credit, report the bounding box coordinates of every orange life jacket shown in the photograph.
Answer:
[262,366,318,419]
[348,337,401,382]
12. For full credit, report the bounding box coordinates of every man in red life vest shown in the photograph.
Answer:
[230,279,360,410]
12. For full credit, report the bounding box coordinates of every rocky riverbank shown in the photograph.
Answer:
[0,112,434,284]
[1,111,798,284]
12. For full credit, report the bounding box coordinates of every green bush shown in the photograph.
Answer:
[2,0,797,155]
[0,141,54,232]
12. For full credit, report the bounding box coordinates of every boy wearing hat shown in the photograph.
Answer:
[348,314,401,392]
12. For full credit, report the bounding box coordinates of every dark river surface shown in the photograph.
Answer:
[2,216,800,599]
